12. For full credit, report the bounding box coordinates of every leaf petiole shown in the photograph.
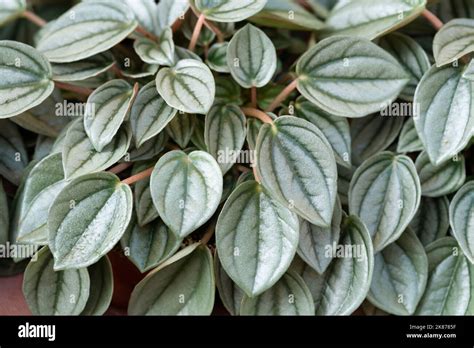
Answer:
[265,79,299,113]
[22,10,47,27]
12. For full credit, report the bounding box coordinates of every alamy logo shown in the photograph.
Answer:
[18,322,56,341]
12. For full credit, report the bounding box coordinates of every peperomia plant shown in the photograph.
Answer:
[0,0,473,317]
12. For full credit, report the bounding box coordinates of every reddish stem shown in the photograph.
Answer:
[189,14,206,52]
[265,79,299,113]
[22,10,46,27]
[135,25,159,41]
[421,9,443,30]
[250,87,257,108]
[108,162,132,175]
[241,107,273,124]
[121,167,154,185]
[54,81,93,97]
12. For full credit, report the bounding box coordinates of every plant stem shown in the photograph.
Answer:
[421,9,443,31]
[241,107,273,124]
[189,14,206,52]
[135,25,159,41]
[201,222,216,245]
[236,165,251,173]
[108,162,132,175]
[250,87,257,108]
[252,166,261,183]
[190,5,224,42]
[265,79,299,112]
[22,10,46,27]
[54,81,93,97]
[121,167,153,185]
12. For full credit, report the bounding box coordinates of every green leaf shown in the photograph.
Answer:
[150,150,223,238]
[298,215,374,315]
[121,214,182,273]
[216,180,299,296]
[416,237,472,315]
[0,119,28,185]
[191,117,207,151]
[81,256,113,315]
[0,0,26,26]
[84,80,136,152]
[397,118,424,153]
[165,113,196,148]
[0,179,8,246]
[433,19,474,67]
[413,64,474,165]
[249,0,325,31]
[17,153,66,245]
[322,0,427,40]
[196,0,267,22]
[214,253,244,316]
[449,181,474,264]
[127,132,167,162]
[156,59,215,114]
[128,244,215,315]
[205,103,246,174]
[48,172,133,270]
[0,40,54,118]
[123,0,158,35]
[156,0,189,34]
[226,24,276,88]
[22,247,90,315]
[294,97,351,168]
[206,42,230,73]
[36,1,138,63]
[240,270,315,315]
[410,197,450,247]
[51,52,115,82]
[367,228,428,315]
[182,14,216,47]
[246,117,263,151]
[297,198,342,274]
[349,152,421,252]
[215,76,243,105]
[378,33,430,101]
[337,163,354,206]
[416,151,466,197]
[132,161,159,227]
[130,80,177,148]
[296,36,410,118]
[431,0,474,22]
[351,114,404,166]
[34,136,55,161]
[256,116,337,227]
[134,28,175,66]
[62,118,131,180]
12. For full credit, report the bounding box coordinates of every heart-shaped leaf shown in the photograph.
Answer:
[51,52,115,82]
[0,0,25,25]
[195,0,267,22]
[296,36,410,118]
[156,59,215,114]
[150,150,223,238]
[410,197,450,247]
[84,80,137,152]
[134,28,175,66]
[36,1,138,63]
[121,214,182,273]
[297,197,342,275]
[206,42,230,73]
[226,24,276,88]
[397,118,423,153]
[0,119,28,185]
[433,19,474,67]
[413,64,474,165]
[62,119,131,179]
[215,76,243,105]
[17,154,67,245]
[416,237,472,315]
[129,80,177,148]
[215,253,244,316]
[367,228,428,315]
[416,151,466,197]
[256,116,337,227]
[379,33,430,101]
[156,0,189,34]
[0,41,54,118]
[165,113,196,148]
[240,270,315,315]
[205,103,246,174]
[128,244,215,315]
[351,114,404,166]
[123,0,158,35]
[48,172,133,270]
[450,181,474,264]
[297,214,374,315]
[216,180,299,297]
[81,256,113,315]
[294,97,351,168]
[322,0,427,40]
[22,247,90,315]
[349,152,421,252]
